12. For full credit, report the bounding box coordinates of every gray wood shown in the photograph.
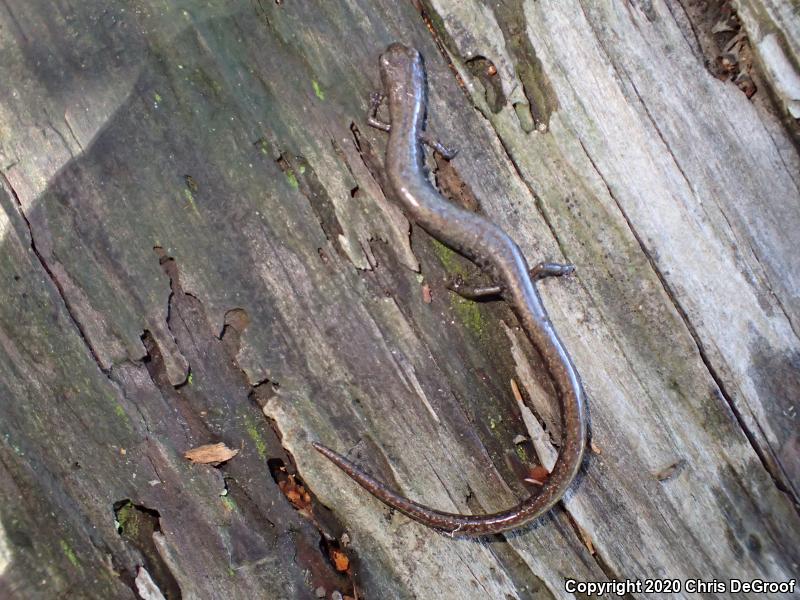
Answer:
[735,0,800,125]
[0,0,797,598]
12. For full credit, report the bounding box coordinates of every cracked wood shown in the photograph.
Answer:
[0,0,798,599]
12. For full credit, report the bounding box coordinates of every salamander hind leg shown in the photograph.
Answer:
[447,262,575,300]
[447,274,502,300]
[421,133,458,160]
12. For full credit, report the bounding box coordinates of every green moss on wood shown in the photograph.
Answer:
[515,444,528,462]
[116,502,138,537]
[243,415,268,459]
[285,170,299,189]
[59,539,80,569]
[220,495,236,512]
[311,80,325,100]
[431,238,468,276]
[450,296,485,336]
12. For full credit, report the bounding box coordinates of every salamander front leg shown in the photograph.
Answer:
[530,262,575,281]
[367,91,391,131]
[366,91,458,159]
[448,262,575,300]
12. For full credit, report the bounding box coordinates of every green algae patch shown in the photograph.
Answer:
[431,239,460,273]
[114,403,127,419]
[311,80,325,100]
[285,170,299,190]
[113,402,133,433]
[515,444,528,463]
[451,295,485,336]
[220,495,237,512]
[115,501,138,537]
[256,139,270,155]
[181,189,200,215]
[59,539,80,568]
[432,236,488,336]
[243,415,268,459]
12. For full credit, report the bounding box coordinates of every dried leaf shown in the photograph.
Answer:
[711,20,734,34]
[723,31,747,53]
[184,442,239,465]
[331,548,350,572]
[510,378,523,403]
[524,465,550,486]
[278,474,313,512]
[577,523,596,554]
[422,284,432,304]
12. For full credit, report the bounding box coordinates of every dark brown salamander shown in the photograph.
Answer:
[313,43,586,535]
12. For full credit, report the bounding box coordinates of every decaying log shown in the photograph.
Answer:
[0,1,798,598]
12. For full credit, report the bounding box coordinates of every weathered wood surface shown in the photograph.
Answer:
[0,0,798,598]
[735,0,800,128]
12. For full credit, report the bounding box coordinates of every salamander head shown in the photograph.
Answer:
[379,43,422,86]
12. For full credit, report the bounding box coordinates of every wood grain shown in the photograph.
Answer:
[0,0,797,598]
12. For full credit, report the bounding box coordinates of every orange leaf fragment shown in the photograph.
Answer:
[525,465,550,486]
[278,475,313,512]
[184,442,239,465]
[331,548,350,572]
[422,284,432,304]
[577,523,596,555]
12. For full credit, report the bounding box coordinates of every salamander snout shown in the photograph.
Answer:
[380,43,421,71]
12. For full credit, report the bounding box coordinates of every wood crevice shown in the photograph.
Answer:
[0,171,108,374]
[147,249,361,599]
[575,135,797,508]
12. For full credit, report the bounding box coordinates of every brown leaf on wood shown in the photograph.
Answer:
[735,74,756,98]
[421,284,432,304]
[524,465,550,486]
[577,523,596,555]
[278,474,313,512]
[184,442,239,465]
[331,548,350,572]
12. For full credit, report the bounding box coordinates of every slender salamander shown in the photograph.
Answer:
[313,43,587,535]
